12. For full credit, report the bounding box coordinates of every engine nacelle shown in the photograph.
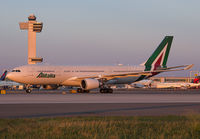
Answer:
[81,78,100,90]
[42,85,59,90]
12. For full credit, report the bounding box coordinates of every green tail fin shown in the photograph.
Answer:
[144,36,173,71]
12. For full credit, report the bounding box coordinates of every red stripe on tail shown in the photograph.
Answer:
[153,53,163,70]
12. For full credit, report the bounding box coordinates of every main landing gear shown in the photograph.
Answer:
[99,78,113,93]
[100,88,113,93]
[26,88,32,93]
[77,88,90,93]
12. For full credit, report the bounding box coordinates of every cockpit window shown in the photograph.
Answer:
[12,70,21,72]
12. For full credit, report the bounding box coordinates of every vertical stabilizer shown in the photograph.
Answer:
[0,70,7,81]
[144,36,173,71]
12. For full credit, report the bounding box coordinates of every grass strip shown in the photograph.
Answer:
[0,115,200,139]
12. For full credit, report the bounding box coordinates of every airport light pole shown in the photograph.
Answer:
[19,14,43,64]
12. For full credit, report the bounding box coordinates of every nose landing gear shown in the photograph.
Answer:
[26,88,32,93]
[25,85,32,93]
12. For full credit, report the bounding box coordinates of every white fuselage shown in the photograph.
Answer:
[7,65,146,86]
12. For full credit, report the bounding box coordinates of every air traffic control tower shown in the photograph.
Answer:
[19,14,43,64]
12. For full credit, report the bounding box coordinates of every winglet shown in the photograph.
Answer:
[184,64,194,70]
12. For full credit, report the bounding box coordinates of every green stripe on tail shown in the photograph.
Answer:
[144,36,173,71]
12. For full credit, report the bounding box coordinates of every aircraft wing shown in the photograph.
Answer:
[68,64,194,81]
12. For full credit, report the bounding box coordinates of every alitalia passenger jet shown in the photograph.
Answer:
[6,36,193,93]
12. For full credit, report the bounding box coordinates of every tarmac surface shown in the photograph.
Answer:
[1,89,200,118]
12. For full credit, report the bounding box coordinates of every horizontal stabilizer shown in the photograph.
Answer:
[150,64,194,73]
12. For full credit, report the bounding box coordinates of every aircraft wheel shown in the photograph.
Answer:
[83,90,90,93]
[77,88,83,93]
[100,88,105,93]
[26,89,32,93]
[108,88,113,93]
[100,88,113,93]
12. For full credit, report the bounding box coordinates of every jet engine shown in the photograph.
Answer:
[42,85,59,90]
[81,78,100,90]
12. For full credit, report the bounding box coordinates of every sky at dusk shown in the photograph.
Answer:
[0,0,200,77]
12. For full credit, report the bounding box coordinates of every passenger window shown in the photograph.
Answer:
[12,70,21,72]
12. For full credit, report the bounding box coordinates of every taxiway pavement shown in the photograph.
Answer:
[1,90,200,118]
